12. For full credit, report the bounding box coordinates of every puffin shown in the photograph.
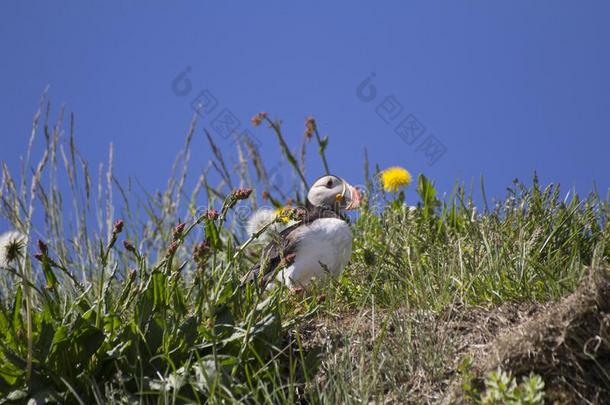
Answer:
[243,175,361,289]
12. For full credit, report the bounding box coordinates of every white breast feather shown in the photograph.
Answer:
[276,218,352,287]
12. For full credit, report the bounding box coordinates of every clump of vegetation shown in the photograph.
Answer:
[481,369,544,405]
[459,359,544,404]
[1,94,609,403]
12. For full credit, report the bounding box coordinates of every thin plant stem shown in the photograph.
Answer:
[312,124,330,176]
[264,117,308,191]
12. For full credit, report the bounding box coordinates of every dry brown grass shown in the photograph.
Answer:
[446,266,610,404]
[296,268,610,403]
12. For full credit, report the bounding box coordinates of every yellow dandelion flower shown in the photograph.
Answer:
[380,166,412,192]
[275,207,293,224]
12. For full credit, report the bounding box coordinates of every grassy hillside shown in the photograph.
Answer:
[1,102,609,403]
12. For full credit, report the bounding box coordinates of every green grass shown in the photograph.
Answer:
[0,99,608,403]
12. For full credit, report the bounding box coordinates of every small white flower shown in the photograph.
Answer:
[403,204,417,213]
[0,230,27,267]
[246,208,294,243]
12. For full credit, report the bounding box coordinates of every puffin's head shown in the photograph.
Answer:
[307,175,362,212]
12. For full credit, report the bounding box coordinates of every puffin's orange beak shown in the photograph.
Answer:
[345,184,362,210]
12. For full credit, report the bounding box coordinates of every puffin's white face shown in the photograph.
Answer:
[307,175,361,211]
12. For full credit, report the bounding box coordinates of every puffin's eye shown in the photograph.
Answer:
[325,178,333,188]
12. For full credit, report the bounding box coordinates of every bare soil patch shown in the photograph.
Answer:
[299,268,610,403]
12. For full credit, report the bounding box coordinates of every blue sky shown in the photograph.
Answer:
[1,1,609,208]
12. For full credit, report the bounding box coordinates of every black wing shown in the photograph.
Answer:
[240,222,303,286]
[241,205,343,287]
